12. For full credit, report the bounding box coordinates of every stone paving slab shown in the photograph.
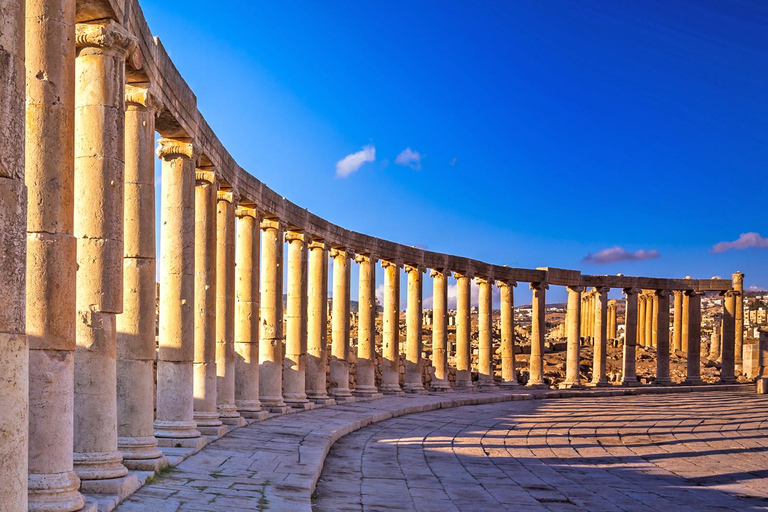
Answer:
[114,384,752,512]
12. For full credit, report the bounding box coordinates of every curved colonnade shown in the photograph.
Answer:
[0,0,745,510]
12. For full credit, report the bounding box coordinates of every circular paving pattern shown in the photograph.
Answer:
[314,392,768,511]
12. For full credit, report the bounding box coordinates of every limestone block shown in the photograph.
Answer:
[0,332,28,510]
[193,361,216,408]
[123,182,155,258]
[117,257,156,361]
[0,177,26,333]
[73,154,124,240]
[76,236,124,313]
[74,52,123,108]
[117,359,155,438]
[160,210,194,273]
[743,343,759,380]
[0,24,25,182]
[156,361,195,429]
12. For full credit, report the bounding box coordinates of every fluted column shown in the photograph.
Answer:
[154,139,205,449]
[653,290,672,384]
[192,170,225,437]
[684,291,704,384]
[477,277,495,389]
[720,290,736,383]
[431,270,452,391]
[116,86,167,471]
[330,247,354,400]
[73,21,138,489]
[3,0,28,509]
[528,282,548,387]
[589,287,610,387]
[259,219,288,412]
[404,265,426,393]
[24,0,81,506]
[455,272,473,389]
[621,288,640,385]
[498,280,517,387]
[354,254,380,397]
[380,260,402,394]
[672,291,683,352]
[734,272,745,370]
[234,207,267,419]
[283,230,312,408]
[214,189,243,425]
[306,240,334,403]
[560,286,583,389]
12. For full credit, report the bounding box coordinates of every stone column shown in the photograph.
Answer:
[330,247,354,400]
[116,86,167,471]
[720,290,736,383]
[215,190,243,425]
[653,290,672,384]
[621,288,640,385]
[589,287,610,387]
[24,0,82,506]
[528,282,548,388]
[498,280,518,387]
[404,265,426,393]
[259,219,288,412]
[681,291,690,352]
[154,139,205,450]
[454,272,473,389]
[477,277,495,390]
[2,0,28,509]
[645,293,654,347]
[431,270,452,391]
[306,240,334,404]
[234,207,268,420]
[672,291,683,352]
[709,314,722,361]
[380,260,403,394]
[684,291,703,385]
[757,329,768,393]
[354,254,380,397]
[606,300,616,342]
[560,286,583,389]
[651,294,659,348]
[283,230,312,409]
[589,295,595,341]
[734,272,745,370]
[638,293,645,346]
[73,21,139,492]
[191,170,225,437]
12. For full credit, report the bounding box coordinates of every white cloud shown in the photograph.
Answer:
[583,246,660,265]
[449,157,457,167]
[375,283,385,306]
[335,145,375,178]
[711,232,768,253]
[749,285,766,292]
[395,147,422,170]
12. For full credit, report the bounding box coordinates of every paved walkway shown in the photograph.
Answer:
[314,392,768,511]
[113,385,756,512]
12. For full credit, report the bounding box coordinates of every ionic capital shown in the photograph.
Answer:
[285,231,307,245]
[235,206,259,219]
[329,247,349,260]
[654,289,673,297]
[430,269,451,279]
[156,138,199,161]
[530,282,549,291]
[125,84,162,113]
[594,286,611,294]
[76,20,138,57]
[354,253,377,265]
[496,279,517,289]
[453,271,473,280]
[381,259,402,270]
[217,189,239,204]
[308,239,328,251]
[475,275,492,285]
[732,271,744,286]
[195,169,219,186]
[685,290,705,297]
[404,264,425,274]
[566,285,584,293]
[260,218,280,231]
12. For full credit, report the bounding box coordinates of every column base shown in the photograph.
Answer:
[379,383,403,395]
[260,396,287,409]
[683,377,703,385]
[430,379,452,392]
[353,385,380,396]
[78,472,139,497]
[330,387,353,398]
[652,378,672,385]
[757,378,768,394]
[242,410,271,422]
[477,380,496,392]
[453,381,475,392]
[586,380,611,388]
[525,382,549,390]
[122,455,170,473]
[308,396,337,406]
[73,450,129,481]
[619,379,638,387]
[118,436,167,472]
[558,382,583,389]
[499,380,519,388]
[403,384,429,394]
[220,415,247,427]
[154,420,202,439]
[287,401,316,411]
[236,399,263,414]
[156,436,208,450]
[28,471,86,512]
[265,405,294,414]
[331,394,357,404]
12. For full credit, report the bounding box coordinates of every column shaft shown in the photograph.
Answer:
[645,294,653,347]
[681,292,690,352]
[528,282,547,387]
[734,272,744,369]
[589,287,609,386]
[380,261,402,393]
[455,273,473,388]
[499,281,517,387]
[330,248,353,398]
[672,291,683,352]
[234,208,265,418]
[431,270,452,390]
[306,241,333,402]
[621,288,639,385]
[283,231,310,407]
[685,291,703,384]
[637,296,646,347]
[192,172,223,435]
[259,219,286,410]
[24,0,82,506]
[154,140,204,447]
[354,254,379,396]
[117,87,166,470]
[654,290,671,384]
[404,265,425,392]
[720,291,736,382]
[73,21,137,485]
[561,286,583,388]
[477,277,495,388]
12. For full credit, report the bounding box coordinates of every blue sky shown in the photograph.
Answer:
[146,0,767,304]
